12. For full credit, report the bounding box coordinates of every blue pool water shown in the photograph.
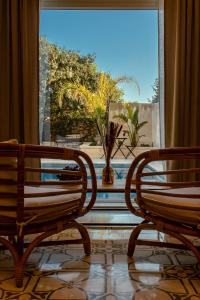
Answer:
[41,162,133,200]
[41,162,132,181]
[41,162,159,201]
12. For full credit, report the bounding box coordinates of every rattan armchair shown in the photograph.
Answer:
[0,143,97,287]
[125,147,200,262]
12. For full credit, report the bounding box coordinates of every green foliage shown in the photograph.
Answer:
[56,73,127,114]
[151,78,160,103]
[40,37,127,141]
[113,104,148,147]
[40,37,99,140]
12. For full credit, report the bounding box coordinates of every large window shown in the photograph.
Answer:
[40,1,160,163]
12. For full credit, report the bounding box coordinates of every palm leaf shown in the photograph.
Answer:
[137,121,148,131]
[113,113,128,123]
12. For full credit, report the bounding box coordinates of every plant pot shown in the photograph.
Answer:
[102,165,114,185]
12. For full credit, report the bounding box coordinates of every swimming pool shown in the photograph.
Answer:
[41,162,130,202]
[41,162,161,203]
[41,161,159,181]
[41,162,132,180]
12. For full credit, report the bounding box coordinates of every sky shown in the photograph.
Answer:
[40,10,158,103]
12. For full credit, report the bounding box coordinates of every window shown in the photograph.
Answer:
[39,0,162,213]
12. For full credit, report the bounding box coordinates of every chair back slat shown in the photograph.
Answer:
[0,143,97,222]
[126,147,200,211]
[141,167,200,177]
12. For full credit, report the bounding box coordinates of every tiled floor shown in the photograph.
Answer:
[0,228,200,300]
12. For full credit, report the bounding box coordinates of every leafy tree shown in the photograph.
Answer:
[56,73,134,143]
[151,78,160,103]
[40,37,100,140]
[56,73,129,114]
[40,37,139,142]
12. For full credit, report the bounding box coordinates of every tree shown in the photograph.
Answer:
[40,37,100,140]
[40,37,139,142]
[151,78,160,103]
[56,73,130,114]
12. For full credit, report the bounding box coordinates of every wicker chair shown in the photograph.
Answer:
[125,147,200,262]
[0,143,97,287]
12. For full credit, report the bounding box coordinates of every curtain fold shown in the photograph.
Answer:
[0,0,39,144]
[164,0,200,181]
[164,0,200,148]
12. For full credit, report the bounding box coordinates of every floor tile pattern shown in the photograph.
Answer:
[0,229,199,300]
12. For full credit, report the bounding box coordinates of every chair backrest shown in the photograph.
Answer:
[0,143,97,230]
[125,147,200,214]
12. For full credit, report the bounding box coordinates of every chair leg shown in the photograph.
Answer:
[128,222,200,263]
[15,261,24,288]
[75,222,91,255]
[0,236,24,287]
[128,221,149,256]
[127,221,154,257]
[165,230,200,263]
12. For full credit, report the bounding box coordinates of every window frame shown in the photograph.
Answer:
[41,0,158,10]
[39,0,161,148]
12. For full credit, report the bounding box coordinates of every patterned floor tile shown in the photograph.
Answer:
[0,230,199,300]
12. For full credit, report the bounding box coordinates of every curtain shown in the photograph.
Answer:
[164,0,200,180]
[164,0,200,148]
[0,0,39,144]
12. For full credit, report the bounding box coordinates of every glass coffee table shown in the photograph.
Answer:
[84,180,140,226]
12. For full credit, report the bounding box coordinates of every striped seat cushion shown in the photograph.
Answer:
[0,186,82,223]
[142,187,200,225]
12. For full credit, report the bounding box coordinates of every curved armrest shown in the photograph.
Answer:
[78,151,97,214]
[125,155,142,215]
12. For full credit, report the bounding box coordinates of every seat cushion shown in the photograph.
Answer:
[0,185,82,223]
[142,187,200,225]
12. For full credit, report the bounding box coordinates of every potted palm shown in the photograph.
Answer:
[114,104,148,149]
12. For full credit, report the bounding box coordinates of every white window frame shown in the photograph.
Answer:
[41,0,158,10]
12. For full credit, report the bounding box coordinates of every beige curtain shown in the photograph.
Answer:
[164,0,200,148]
[0,0,39,144]
[164,0,200,180]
